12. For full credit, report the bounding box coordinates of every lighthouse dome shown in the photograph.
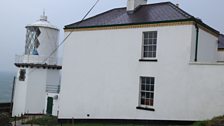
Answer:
[26,14,59,30]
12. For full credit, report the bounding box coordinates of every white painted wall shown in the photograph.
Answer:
[12,68,61,116]
[46,70,60,85]
[197,28,218,63]
[190,26,218,63]
[24,68,47,114]
[59,24,224,121]
[37,27,59,59]
[127,0,147,11]
[12,69,28,116]
[217,51,224,62]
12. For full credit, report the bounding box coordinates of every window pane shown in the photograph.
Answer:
[141,98,145,105]
[148,52,153,57]
[150,85,154,91]
[144,46,150,51]
[150,93,154,99]
[149,99,154,106]
[144,39,149,45]
[141,77,146,84]
[146,92,150,98]
[153,39,157,44]
[141,85,146,91]
[153,31,157,38]
[148,32,153,38]
[146,85,150,91]
[145,99,150,105]
[146,77,150,84]
[143,52,149,57]
[153,45,157,51]
[148,39,153,45]
[141,92,146,98]
[144,32,149,38]
[151,77,155,84]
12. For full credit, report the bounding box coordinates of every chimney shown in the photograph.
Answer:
[127,0,147,12]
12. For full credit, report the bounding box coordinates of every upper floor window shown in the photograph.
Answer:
[142,31,157,58]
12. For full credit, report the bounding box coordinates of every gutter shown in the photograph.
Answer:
[194,23,199,62]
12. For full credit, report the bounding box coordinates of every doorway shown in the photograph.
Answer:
[46,97,53,115]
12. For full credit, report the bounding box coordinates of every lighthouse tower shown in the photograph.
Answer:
[12,13,61,116]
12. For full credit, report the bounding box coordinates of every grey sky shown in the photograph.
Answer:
[0,0,223,72]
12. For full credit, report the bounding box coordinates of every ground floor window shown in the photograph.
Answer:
[139,76,155,107]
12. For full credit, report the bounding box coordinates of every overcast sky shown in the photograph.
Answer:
[0,0,223,73]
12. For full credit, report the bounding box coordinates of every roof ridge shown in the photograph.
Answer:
[65,7,126,28]
[167,2,194,19]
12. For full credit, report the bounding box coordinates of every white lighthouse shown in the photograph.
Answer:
[12,13,61,116]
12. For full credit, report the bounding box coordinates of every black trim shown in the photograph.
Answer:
[65,18,194,29]
[24,113,44,116]
[194,24,199,62]
[65,18,219,36]
[58,118,195,125]
[14,63,62,70]
[139,59,158,62]
[136,106,155,111]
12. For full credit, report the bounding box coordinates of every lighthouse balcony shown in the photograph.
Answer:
[15,55,60,65]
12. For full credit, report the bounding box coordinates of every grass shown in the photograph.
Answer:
[25,116,147,126]
[25,115,58,126]
[24,114,224,126]
[60,123,152,126]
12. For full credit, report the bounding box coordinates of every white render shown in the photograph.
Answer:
[12,68,60,116]
[217,51,224,62]
[45,93,60,116]
[127,0,147,11]
[59,24,224,121]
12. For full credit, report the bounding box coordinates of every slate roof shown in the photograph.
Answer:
[218,34,224,49]
[65,2,194,29]
[64,2,219,35]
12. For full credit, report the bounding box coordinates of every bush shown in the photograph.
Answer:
[193,115,224,126]
[25,115,58,126]
[193,121,209,126]
[207,115,224,126]
[0,113,11,126]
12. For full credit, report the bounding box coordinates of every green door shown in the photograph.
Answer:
[46,97,53,115]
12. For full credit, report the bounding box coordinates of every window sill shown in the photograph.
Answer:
[139,59,158,62]
[136,106,155,111]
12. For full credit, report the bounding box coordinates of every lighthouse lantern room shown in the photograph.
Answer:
[12,13,61,116]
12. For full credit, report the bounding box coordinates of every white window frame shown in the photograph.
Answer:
[139,76,155,108]
[141,31,158,59]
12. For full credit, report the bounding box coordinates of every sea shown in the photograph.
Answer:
[0,72,15,103]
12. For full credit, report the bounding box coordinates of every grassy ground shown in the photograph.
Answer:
[23,115,224,126]
[192,115,224,126]
[24,115,143,126]
[56,124,145,126]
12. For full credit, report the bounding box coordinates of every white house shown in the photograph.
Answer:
[59,0,224,122]
[12,13,61,117]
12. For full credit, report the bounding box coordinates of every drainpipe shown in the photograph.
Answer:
[194,23,199,62]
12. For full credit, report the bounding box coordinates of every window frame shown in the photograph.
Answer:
[19,69,26,81]
[137,76,155,111]
[141,31,158,60]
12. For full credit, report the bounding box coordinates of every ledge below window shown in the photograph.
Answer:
[139,59,158,62]
[136,106,155,111]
